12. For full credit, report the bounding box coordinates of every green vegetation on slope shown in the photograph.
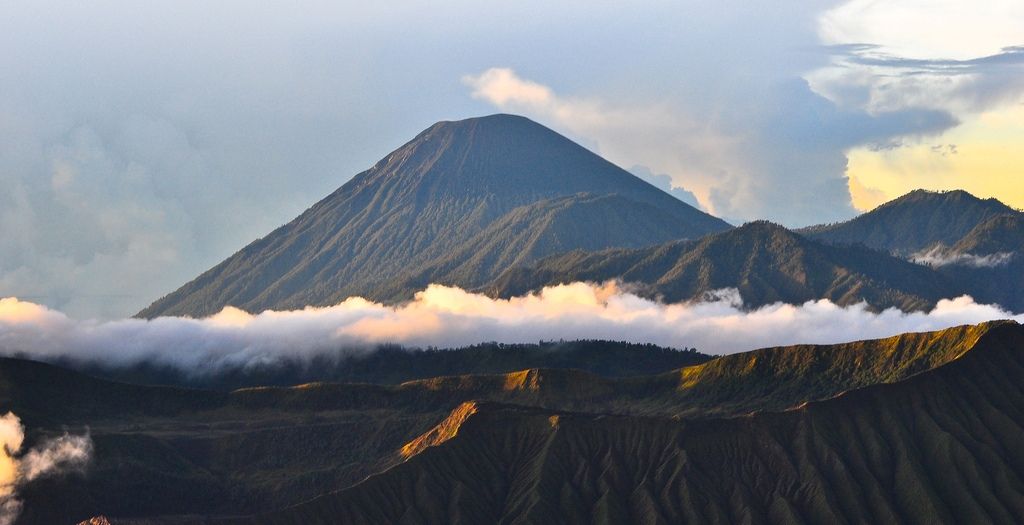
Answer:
[800,189,1020,255]
[486,220,961,311]
[950,213,1024,255]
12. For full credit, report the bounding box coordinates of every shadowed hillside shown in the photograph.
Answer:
[61,340,710,391]
[231,321,1024,525]
[950,213,1024,255]
[6,322,1021,523]
[486,221,960,311]
[907,213,1024,312]
[138,114,729,318]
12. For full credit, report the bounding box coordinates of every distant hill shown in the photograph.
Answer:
[25,322,1022,524]
[63,340,711,391]
[800,189,1020,255]
[486,220,961,311]
[950,213,1024,255]
[923,213,1024,312]
[138,114,729,318]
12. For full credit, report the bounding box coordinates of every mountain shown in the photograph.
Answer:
[950,213,1024,256]
[800,189,1020,255]
[797,190,1023,313]
[11,321,1021,523]
[485,220,961,311]
[240,322,1024,524]
[138,114,730,318]
[923,213,1024,312]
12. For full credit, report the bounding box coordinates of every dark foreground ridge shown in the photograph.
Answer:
[231,320,1024,524]
[3,322,1022,523]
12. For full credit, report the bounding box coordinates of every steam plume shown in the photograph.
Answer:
[0,282,1020,377]
[0,412,92,525]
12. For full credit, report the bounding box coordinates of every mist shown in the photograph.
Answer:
[0,282,1019,378]
[0,412,92,525]
[911,247,1016,268]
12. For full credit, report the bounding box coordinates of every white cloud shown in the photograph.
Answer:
[463,68,556,109]
[810,0,1024,114]
[0,283,1018,377]
[911,247,1016,268]
[0,412,92,525]
[463,67,954,227]
[819,0,1024,61]
[628,165,703,209]
[462,67,694,154]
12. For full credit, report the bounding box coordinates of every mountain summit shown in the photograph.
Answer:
[801,189,1019,255]
[139,114,729,317]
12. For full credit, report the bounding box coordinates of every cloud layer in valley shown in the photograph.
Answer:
[0,412,92,525]
[0,283,1019,377]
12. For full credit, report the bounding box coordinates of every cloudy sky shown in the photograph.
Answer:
[2,0,1023,319]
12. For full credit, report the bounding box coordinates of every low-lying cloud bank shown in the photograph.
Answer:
[0,412,92,525]
[911,247,1016,268]
[0,282,1020,376]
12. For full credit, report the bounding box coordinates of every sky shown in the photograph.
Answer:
[1,0,1022,319]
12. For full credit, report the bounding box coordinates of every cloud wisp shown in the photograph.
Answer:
[0,412,92,525]
[462,66,957,227]
[0,283,1019,378]
[911,247,1016,268]
[812,0,1024,115]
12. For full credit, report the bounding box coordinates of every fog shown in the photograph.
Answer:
[0,282,1018,377]
[911,247,1016,268]
[0,412,92,525]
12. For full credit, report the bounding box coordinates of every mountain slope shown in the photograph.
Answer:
[10,322,1020,524]
[236,321,1024,525]
[800,189,1019,255]
[486,221,960,311]
[378,192,711,297]
[139,114,729,318]
[950,213,1024,255]
[926,213,1024,312]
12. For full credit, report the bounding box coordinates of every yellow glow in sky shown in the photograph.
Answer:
[847,103,1024,211]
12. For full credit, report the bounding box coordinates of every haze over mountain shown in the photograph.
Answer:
[487,220,961,311]
[139,114,729,318]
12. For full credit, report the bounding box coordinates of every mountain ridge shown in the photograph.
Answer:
[485,220,960,311]
[800,189,1020,255]
[8,322,1021,523]
[139,114,729,318]
[224,320,1024,525]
